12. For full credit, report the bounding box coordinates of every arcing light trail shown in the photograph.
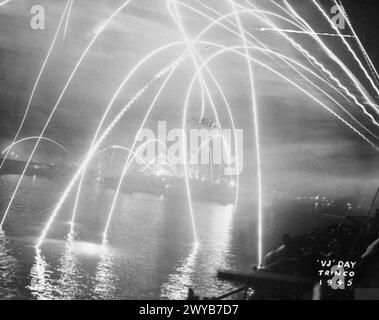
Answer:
[70,51,186,231]
[72,25,379,248]
[251,27,355,38]
[227,0,262,266]
[189,0,373,210]
[245,0,379,127]
[1,0,378,273]
[225,4,379,142]
[282,0,379,117]
[91,4,264,245]
[0,0,11,7]
[102,55,201,243]
[269,0,367,97]
[336,0,379,85]
[168,0,225,242]
[33,2,351,250]
[9,3,379,264]
[168,0,282,232]
[64,0,74,40]
[178,40,379,264]
[186,133,234,186]
[250,1,342,90]
[35,46,199,248]
[175,0,379,217]
[35,77,158,249]
[77,145,152,175]
[1,137,70,156]
[78,145,150,168]
[190,41,379,151]
[35,43,192,248]
[167,4,243,214]
[28,1,379,254]
[0,0,133,230]
[178,5,234,242]
[102,139,171,243]
[168,0,210,122]
[139,157,178,176]
[69,144,153,235]
[0,0,71,173]
[182,0,372,124]
[33,6,262,249]
[311,0,379,98]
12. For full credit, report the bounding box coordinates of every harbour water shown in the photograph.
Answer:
[0,173,353,299]
[0,174,256,300]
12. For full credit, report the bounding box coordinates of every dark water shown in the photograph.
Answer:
[0,174,264,300]
[0,174,344,300]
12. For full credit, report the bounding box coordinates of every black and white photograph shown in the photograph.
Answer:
[0,0,379,305]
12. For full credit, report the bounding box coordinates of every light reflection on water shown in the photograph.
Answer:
[28,231,120,300]
[0,175,241,300]
[160,243,199,300]
[92,241,119,300]
[28,249,55,300]
[56,231,83,300]
[0,230,22,299]
[160,204,234,299]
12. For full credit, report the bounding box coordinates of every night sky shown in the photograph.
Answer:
[0,0,379,199]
